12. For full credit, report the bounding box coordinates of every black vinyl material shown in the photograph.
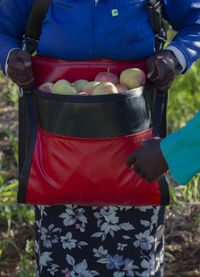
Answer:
[33,84,156,138]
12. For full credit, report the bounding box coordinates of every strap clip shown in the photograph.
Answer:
[23,35,38,55]
[19,88,32,98]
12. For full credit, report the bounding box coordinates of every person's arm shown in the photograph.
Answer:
[164,46,186,73]
[147,0,200,91]
[162,0,200,72]
[160,111,200,185]
[0,0,34,73]
[0,0,34,87]
[126,111,200,185]
[4,48,20,75]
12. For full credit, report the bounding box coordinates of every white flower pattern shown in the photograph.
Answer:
[34,205,166,276]
[59,206,87,232]
[40,223,61,248]
[91,207,135,241]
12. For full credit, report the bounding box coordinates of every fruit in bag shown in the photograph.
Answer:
[38,82,54,92]
[73,79,89,92]
[82,81,100,95]
[78,92,88,95]
[119,68,145,89]
[37,66,146,96]
[95,70,118,85]
[52,79,77,95]
[115,83,128,93]
[92,82,118,95]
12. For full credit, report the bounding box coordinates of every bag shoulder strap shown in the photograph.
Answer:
[25,0,52,54]
[146,0,167,52]
[146,0,168,137]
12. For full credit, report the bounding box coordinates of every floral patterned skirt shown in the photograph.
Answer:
[35,205,166,277]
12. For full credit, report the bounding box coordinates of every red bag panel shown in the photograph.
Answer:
[26,127,161,206]
[31,56,147,86]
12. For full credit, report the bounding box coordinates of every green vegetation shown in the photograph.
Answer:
[168,59,200,133]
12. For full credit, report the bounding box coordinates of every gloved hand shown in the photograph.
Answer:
[147,50,182,91]
[7,49,34,88]
[126,137,169,182]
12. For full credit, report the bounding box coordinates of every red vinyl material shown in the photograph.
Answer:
[26,127,161,206]
[19,56,168,206]
[31,56,147,86]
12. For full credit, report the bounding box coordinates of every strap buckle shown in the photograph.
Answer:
[155,34,167,43]
[23,35,38,55]
[19,88,32,98]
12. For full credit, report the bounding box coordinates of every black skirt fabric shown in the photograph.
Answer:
[34,205,165,277]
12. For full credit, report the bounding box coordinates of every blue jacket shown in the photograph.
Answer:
[0,0,200,72]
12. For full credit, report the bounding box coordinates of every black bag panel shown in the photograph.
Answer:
[18,97,29,172]
[33,84,156,138]
[18,95,38,203]
[159,173,170,206]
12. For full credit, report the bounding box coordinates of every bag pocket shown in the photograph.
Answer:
[17,90,169,207]
[24,126,169,206]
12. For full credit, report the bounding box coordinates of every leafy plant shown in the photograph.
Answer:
[7,81,19,107]
[167,59,200,133]
[180,174,200,204]
[16,239,36,277]
[5,129,18,165]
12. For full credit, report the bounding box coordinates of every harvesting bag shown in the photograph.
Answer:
[17,56,169,206]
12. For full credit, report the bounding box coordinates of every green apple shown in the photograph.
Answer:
[92,82,118,95]
[119,68,146,89]
[52,79,77,95]
[73,79,89,92]
[38,82,54,93]
[82,81,100,95]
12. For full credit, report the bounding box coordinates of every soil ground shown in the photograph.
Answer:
[0,78,200,276]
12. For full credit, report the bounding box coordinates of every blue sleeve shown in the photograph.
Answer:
[0,0,34,73]
[160,111,200,185]
[162,0,200,71]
